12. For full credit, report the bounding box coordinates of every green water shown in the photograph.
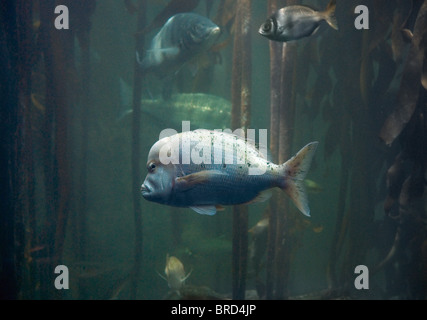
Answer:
[2,0,426,300]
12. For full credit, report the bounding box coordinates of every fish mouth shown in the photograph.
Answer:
[210,26,221,37]
[258,26,267,36]
[140,184,151,196]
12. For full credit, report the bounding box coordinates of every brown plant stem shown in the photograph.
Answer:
[130,0,146,300]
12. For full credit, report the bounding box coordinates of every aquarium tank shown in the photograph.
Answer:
[1,0,426,301]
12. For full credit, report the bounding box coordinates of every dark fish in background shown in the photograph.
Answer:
[258,0,338,42]
[137,13,221,78]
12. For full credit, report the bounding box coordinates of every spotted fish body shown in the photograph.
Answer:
[141,130,318,216]
[259,0,338,42]
[138,13,220,78]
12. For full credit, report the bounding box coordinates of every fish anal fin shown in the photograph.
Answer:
[190,205,217,215]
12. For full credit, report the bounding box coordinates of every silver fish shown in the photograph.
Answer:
[259,0,338,42]
[141,129,318,216]
[137,13,221,78]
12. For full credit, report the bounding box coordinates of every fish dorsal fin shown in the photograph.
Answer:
[195,129,269,160]
[245,189,272,205]
[190,205,217,215]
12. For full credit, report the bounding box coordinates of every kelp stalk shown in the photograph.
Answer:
[274,38,297,300]
[265,0,281,299]
[231,0,252,300]
[74,0,96,299]
[0,0,34,299]
[265,0,298,300]
[130,0,147,299]
[38,0,75,299]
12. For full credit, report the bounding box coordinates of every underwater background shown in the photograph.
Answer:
[0,0,426,300]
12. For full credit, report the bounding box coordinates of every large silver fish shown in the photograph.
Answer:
[258,0,338,42]
[137,13,221,78]
[141,129,318,216]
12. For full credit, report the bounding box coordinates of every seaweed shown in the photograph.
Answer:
[380,1,427,146]
[230,0,252,300]
[130,0,147,300]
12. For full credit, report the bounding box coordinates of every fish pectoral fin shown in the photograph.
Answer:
[311,25,321,36]
[244,190,272,205]
[156,270,168,282]
[175,170,224,191]
[183,268,193,282]
[190,205,217,215]
[147,47,180,56]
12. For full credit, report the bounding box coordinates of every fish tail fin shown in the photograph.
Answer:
[324,0,338,30]
[279,142,319,217]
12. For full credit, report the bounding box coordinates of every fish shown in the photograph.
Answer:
[118,78,231,129]
[159,254,192,292]
[248,216,269,236]
[304,179,323,194]
[258,0,338,42]
[248,215,269,276]
[137,13,221,78]
[141,129,318,216]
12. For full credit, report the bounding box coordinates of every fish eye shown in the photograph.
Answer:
[263,21,272,32]
[148,162,156,172]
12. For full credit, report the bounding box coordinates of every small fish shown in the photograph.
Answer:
[258,0,338,42]
[160,254,192,291]
[137,13,221,78]
[304,179,323,194]
[141,130,318,216]
[248,217,269,236]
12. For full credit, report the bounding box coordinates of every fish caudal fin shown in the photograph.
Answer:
[323,0,338,30]
[281,142,319,217]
